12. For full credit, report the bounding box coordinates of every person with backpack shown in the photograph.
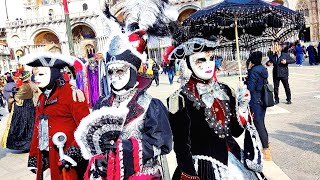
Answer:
[246,51,272,161]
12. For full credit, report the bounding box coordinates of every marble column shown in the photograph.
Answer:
[310,0,319,41]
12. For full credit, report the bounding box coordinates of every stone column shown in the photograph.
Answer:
[317,0,320,39]
[310,0,319,41]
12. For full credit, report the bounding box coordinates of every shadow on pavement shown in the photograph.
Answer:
[270,129,320,154]
[290,123,320,135]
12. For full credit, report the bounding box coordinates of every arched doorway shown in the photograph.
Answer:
[178,8,197,23]
[296,0,311,42]
[34,31,59,45]
[85,44,95,59]
[72,24,96,42]
[72,24,96,59]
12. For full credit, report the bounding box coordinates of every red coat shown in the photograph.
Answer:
[28,82,90,180]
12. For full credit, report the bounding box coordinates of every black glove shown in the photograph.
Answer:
[100,131,121,152]
[91,157,108,178]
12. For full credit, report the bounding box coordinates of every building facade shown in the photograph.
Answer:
[2,0,320,72]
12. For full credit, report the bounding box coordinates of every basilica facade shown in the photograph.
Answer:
[0,0,319,73]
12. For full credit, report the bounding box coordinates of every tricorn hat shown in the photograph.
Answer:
[19,52,75,69]
[168,38,218,61]
[106,34,146,72]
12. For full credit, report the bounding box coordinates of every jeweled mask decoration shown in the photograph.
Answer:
[189,52,215,80]
[107,63,131,90]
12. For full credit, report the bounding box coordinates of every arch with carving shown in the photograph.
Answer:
[178,4,200,14]
[30,27,61,45]
[177,5,199,23]
[296,0,311,26]
[71,21,97,36]
[71,22,97,42]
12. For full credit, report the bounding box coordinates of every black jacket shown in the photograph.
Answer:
[267,52,295,78]
[246,65,268,120]
[168,83,244,179]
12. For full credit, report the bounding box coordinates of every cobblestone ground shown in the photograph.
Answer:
[0,61,319,179]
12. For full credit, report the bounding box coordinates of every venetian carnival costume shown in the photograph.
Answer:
[1,70,35,151]
[167,38,266,180]
[74,25,173,179]
[19,52,90,180]
[86,58,100,107]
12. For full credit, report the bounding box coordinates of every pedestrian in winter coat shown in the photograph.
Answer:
[246,51,271,161]
[152,62,160,86]
[267,43,295,104]
[295,44,304,66]
[317,42,320,64]
[306,44,318,65]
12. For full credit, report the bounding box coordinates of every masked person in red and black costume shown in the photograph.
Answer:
[167,38,266,180]
[75,28,172,179]
[19,52,90,180]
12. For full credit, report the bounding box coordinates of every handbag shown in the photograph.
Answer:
[262,79,275,107]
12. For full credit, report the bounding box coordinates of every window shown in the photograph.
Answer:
[83,3,88,11]
[296,0,309,17]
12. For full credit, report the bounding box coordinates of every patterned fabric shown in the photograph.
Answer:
[28,156,37,168]
[65,145,83,164]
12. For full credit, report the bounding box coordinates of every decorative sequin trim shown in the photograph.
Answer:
[28,156,37,168]
[115,139,124,180]
[65,145,83,164]
[131,137,142,173]
[121,93,152,140]
[181,84,232,138]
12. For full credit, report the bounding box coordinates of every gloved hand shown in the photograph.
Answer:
[100,131,121,153]
[71,86,85,102]
[92,157,108,178]
[236,85,251,110]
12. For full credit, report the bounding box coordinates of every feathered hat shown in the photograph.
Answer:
[106,34,145,72]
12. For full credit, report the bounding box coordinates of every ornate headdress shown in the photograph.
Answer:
[165,38,219,83]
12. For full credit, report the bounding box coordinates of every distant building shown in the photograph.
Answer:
[0,28,12,74]
[3,0,319,64]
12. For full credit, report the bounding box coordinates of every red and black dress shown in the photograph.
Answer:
[75,89,172,180]
[168,78,265,180]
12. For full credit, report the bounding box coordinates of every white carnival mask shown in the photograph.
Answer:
[107,63,131,90]
[189,52,215,80]
[34,67,51,88]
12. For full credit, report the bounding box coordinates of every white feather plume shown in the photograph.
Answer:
[123,0,170,31]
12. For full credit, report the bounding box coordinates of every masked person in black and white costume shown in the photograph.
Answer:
[167,38,266,180]
[74,31,172,180]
